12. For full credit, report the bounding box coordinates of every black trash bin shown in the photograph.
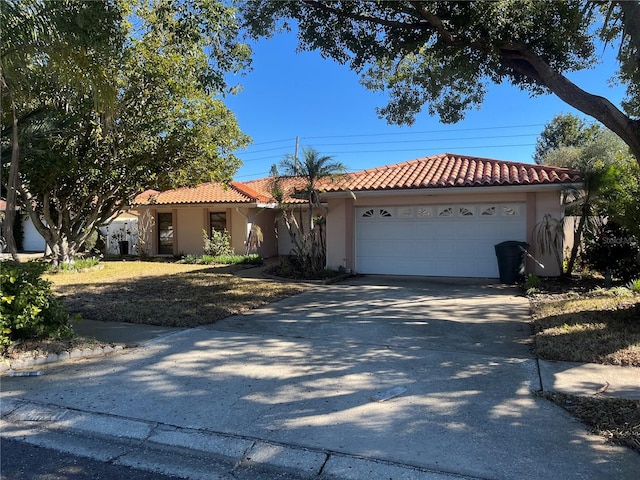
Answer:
[494,241,529,284]
[118,240,129,256]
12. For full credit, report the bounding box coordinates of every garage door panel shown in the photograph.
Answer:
[357,257,416,275]
[356,203,526,278]
[414,223,436,239]
[499,224,526,239]
[453,240,480,256]
[360,239,417,258]
[358,223,404,240]
[432,242,457,256]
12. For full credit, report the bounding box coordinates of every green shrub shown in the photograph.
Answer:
[0,261,73,351]
[583,222,640,282]
[202,229,234,257]
[627,278,640,294]
[56,257,101,271]
[180,254,200,264]
[179,253,263,266]
[81,229,99,253]
[524,274,543,296]
[213,254,263,265]
[590,286,634,298]
[525,273,543,290]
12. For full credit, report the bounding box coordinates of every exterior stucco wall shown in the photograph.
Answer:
[528,190,565,277]
[248,209,278,258]
[276,207,313,256]
[326,198,351,270]
[177,208,206,255]
[277,218,293,255]
[136,205,252,256]
[347,191,528,206]
[227,207,246,254]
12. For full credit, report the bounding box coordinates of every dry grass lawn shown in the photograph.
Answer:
[45,260,308,327]
[531,293,640,367]
[530,287,640,454]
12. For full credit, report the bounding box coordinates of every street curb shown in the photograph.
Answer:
[0,344,127,375]
[1,399,482,480]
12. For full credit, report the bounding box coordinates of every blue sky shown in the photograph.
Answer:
[226,30,625,181]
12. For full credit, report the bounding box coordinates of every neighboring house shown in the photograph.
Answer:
[134,153,582,277]
[0,199,47,252]
[99,211,139,255]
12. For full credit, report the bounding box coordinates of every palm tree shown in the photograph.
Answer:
[279,147,348,230]
[272,147,347,276]
[564,158,618,276]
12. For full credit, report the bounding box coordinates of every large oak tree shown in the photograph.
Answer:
[241,0,640,164]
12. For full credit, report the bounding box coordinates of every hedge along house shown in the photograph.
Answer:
[134,153,581,277]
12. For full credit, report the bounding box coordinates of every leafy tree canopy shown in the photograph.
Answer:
[533,114,601,165]
[1,0,252,265]
[241,0,640,163]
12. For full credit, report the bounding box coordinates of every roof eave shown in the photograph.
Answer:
[135,201,258,208]
[319,182,584,199]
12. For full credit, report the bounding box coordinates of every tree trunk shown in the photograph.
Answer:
[49,235,75,268]
[565,202,590,277]
[4,99,21,262]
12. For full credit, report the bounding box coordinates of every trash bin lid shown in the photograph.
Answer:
[495,240,529,248]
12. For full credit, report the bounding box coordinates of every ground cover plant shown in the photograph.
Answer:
[178,253,263,266]
[529,277,640,453]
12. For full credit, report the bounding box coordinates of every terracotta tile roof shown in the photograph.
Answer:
[133,190,160,204]
[322,153,581,192]
[0,199,20,211]
[243,177,310,204]
[133,153,582,206]
[133,183,259,205]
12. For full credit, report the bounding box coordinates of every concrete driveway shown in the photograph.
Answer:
[2,276,639,479]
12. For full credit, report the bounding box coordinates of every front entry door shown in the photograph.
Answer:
[158,213,173,255]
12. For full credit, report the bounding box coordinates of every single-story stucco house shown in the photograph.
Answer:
[134,153,582,278]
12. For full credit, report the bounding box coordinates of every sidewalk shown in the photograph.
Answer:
[538,359,640,400]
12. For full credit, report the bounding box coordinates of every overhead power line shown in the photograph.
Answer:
[299,123,546,140]
[239,122,545,156]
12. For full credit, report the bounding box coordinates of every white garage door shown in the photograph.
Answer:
[22,215,46,252]
[355,203,526,277]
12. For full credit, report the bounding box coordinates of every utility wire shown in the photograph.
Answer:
[299,123,546,140]
[306,133,537,148]
[242,123,545,150]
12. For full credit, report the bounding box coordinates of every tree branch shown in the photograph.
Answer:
[408,1,462,46]
[302,0,426,32]
[500,44,640,160]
